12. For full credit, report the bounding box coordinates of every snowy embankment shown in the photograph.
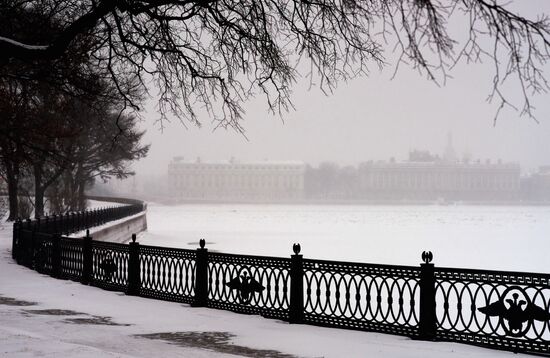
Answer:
[87,199,127,209]
[0,221,525,357]
[69,211,146,242]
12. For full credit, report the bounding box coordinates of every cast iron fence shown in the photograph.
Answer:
[10,209,550,356]
[206,250,291,320]
[302,258,421,337]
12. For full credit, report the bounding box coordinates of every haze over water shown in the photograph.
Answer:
[139,203,550,273]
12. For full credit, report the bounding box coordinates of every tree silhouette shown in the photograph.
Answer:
[0,3,146,219]
[1,0,549,128]
[48,109,149,213]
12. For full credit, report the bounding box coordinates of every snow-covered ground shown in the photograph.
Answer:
[0,221,527,357]
[140,203,550,273]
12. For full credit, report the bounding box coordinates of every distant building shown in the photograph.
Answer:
[521,166,550,202]
[168,157,306,202]
[357,158,520,202]
[443,132,458,163]
[356,135,521,202]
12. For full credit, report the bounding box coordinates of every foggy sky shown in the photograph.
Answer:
[133,1,550,177]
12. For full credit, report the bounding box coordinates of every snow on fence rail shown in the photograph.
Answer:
[10,207,550,356]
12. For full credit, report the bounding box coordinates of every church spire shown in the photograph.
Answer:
[443,132,457,163]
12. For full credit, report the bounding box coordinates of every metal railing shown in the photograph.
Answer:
[10,209,550,356]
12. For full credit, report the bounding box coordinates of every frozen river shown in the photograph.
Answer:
[139,203,550,273]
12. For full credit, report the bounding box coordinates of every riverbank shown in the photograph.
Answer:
[0,220,524,358]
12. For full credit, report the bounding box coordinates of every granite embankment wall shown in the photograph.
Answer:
[87,212,147,243]
[82,195,147,243]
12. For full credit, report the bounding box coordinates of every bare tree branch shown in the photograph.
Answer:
[1,0,549,126]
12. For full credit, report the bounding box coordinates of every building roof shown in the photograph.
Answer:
[170,157,306,166]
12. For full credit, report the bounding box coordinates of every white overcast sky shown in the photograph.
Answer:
[133,1,550,177]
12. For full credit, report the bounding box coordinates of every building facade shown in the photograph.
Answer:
[357,156,520,202]
[521,166,550,202]
[168,157,306,202]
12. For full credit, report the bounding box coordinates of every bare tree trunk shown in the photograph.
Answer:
[61,169,77,211]
[70,170,79,211]
[33,162,44,219]
[33,157,69,217]
[5,162,19,221]
[77,181,85,210]
[75,163,86,211]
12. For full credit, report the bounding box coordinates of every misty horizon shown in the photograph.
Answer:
[132,3,550,179]
[131,123,543,179]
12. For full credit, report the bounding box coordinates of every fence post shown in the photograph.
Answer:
[81,230,93,285]
[12,220,19,260]
[23,218,31,266]
[192,239,208,307]
[68,212,73,235]
[51,234,61,278]
[419,251,436,340]
[72,212,76,233]
[61,213,66,235]
[289,243,304,324]
[28,223,36,269]
[127,234,141,296]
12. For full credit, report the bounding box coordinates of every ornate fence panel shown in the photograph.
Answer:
[16,229,34,268]
[15,203,145,236]
[207,252,291,320]
[59,237,83,281]
[139,245,196,304]
[33,232,54,275]
[435,267,550,354]
[91,241,129,291]
[11,204,550,356]
[302,259,421,337]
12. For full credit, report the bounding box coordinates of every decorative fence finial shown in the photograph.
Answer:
[422,251,433,264]
[293,243,301,255]
[199,238,205,249]
[132,233,137,243]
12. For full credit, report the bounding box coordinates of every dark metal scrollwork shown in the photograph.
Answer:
[99,252,117,281]
[225,268,265,304]
[479,286,550,337]
[34,241,49,273]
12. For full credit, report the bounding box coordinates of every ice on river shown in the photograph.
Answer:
[138,203,550,274]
